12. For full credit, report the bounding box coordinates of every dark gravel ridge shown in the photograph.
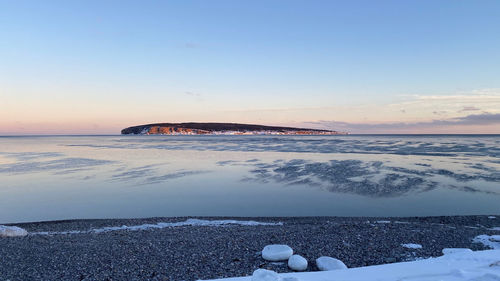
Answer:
[1,215,499,281]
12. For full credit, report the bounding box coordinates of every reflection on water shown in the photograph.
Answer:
[0,155,114,175]
[65,135,500,157]
[218,159,500,197]
[0,135,499,222]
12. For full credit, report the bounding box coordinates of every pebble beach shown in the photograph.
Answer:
[1,215,499,281]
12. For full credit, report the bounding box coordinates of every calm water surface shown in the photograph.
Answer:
[1,135,499,223]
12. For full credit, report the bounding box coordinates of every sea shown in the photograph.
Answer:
[1,135,499,223]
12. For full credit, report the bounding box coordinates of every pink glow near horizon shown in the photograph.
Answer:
[2,89,500,134]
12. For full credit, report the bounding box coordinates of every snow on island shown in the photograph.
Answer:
[206,249,500,281]
[121,122,346,135]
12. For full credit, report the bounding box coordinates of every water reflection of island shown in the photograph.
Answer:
[217,159,500,198]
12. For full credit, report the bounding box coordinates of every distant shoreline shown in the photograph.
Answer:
[121,122,347,135]
[2,134,500,137]
[2,214,499,226]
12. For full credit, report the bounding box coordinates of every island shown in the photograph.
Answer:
[121,122,346,135]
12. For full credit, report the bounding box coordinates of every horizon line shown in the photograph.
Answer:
[2,133,500,137]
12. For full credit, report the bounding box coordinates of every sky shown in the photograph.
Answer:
[1,0,499,134]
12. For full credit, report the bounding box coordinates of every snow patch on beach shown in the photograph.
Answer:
[473,235,500,249]
[206,249,500,281]
[0,225,28,237]
[465,226,481,229]
[401,243,423,249]
[31,219,283,236]
[442,248,473,255]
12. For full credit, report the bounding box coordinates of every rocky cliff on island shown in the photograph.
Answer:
[121,122,346,135]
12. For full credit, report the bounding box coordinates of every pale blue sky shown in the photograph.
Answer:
[1,0,499,134]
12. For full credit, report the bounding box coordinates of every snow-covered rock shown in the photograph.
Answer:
[316,256,348,271]
[206,249,500,281]
[401,243,422,249]
[474,235,500,249]
[262,245,293,261]
[442,248,473,255]
[288,255,308,271]
[0,225,28,237]
[251,269,279,281]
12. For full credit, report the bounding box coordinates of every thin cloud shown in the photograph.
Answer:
[459,106,480,112]
[184,91,201,97]
[432,111,447,115]
[221,106,337,113]
[304,113,500,133]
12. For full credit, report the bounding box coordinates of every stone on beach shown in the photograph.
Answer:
[251,269,279,281]
[0,225,28,237]
[262,244,293,261]
[316,256,348,271]
[288,254,308,271]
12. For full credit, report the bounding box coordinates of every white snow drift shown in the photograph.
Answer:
[31,219,282,236]
[207,249,500,281]
[473,234,500,249]
[262,245,294,261]
[442,248,473,255]
[0,225,28,237]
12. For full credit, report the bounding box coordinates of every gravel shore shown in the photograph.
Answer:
[1,216,499,281]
